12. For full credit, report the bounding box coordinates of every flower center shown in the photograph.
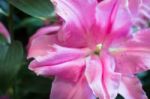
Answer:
[94,43,103,55]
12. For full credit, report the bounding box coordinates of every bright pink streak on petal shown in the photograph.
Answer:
[119,75,148,99]
[0,22,11,43]
[96,0,120,35]
[96,0,131,48]
[112,29,150,74]
[50,76,95,99]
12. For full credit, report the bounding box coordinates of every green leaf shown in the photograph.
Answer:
[13,65,52,99]
[20,76,51,94]
[9,0,54,20]
[0,41,24,92]
[0,33,8,45]
[0,8,8,16]
[14,17,43,30]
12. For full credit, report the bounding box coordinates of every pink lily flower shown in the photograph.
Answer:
[0,22,11,43]
[28,0,150,99]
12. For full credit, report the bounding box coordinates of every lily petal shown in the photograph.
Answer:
[101,53,121,99]
[51,0,97,28]
[30,25,60,39]
[50,76,95,99]
[0,22,11,43]
[28,34,90,81]
[85,55,105,98]
[29,58,85,81]
[51,0,97,48]
[112,29,150,74]
[27,24,91,82]
[119,75,147,99]
[27,25,60,58]
[124,0,150,28]
[96,0,131,47]
[27,26,91,81]
[27,34,58,59]
[28,35,89,66]
[85,53,121,99]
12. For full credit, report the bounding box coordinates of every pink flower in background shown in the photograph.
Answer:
[28,0,150,99]
[0,95,9,99]
[123,0,150,29]
[0,22,11,43]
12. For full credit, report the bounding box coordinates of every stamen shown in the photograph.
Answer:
[94,43,103,55]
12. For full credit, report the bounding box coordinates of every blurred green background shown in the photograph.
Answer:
[0,0,53,99]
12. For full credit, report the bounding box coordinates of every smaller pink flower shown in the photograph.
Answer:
[0,95,9,99]
[0,96,10,99]
[123,0,150,29]
[0,22,11,43]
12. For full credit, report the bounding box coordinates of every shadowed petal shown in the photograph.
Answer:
[50,76,95,99]
[119,75,148,99]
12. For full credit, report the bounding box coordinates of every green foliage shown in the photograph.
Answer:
[13,65,52,99]
[0,0,54,98]
[15,17,43,29]
[9,0,54,20]
[0,40,24,92]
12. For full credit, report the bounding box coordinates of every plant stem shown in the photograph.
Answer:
[8,4,14,40]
